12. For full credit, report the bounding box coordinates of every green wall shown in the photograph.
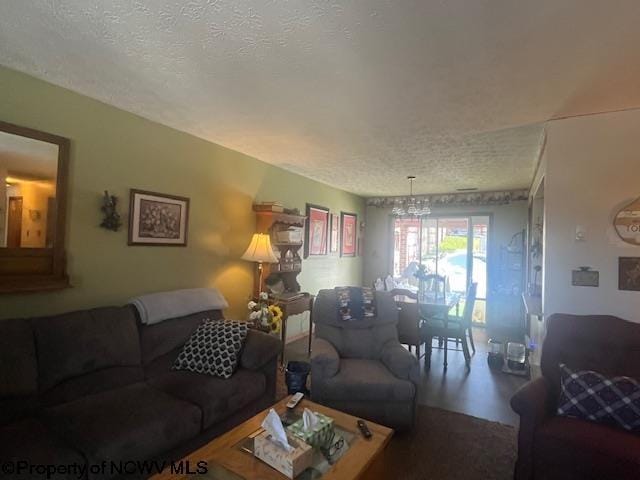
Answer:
[0,66,364,324]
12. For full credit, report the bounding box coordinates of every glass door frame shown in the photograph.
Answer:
[389,212,494,326]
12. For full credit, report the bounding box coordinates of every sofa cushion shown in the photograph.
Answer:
[139,309,223,365]
[173,320,248,379]
[534,416,640,479]
[239,329,283,371]
[541,314,640,400]
[317,359,415,402]
[41,383,201,475]
[557,363,640,433]
[0,318,37,397]
[148,368,266,428]
[0,418,85,480]
[40,366,145,407]
[32,306,142,392]
[0,318,39,427]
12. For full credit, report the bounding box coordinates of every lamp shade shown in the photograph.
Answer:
[241,233,278,263]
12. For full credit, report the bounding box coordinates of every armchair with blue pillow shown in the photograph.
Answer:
[511,313,640,480]
[310,287,420,431]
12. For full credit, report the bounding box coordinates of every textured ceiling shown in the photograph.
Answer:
[1,1,640,196]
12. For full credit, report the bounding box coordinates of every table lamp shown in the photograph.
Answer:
[241,233,278,297]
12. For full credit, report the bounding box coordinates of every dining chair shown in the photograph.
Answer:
[420,274,448,302]
[419,274,448,348]
[390,288,424,359]
[421,282,477,370]
[455,281,478,354]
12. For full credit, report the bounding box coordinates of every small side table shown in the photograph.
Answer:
[277,292,314,366]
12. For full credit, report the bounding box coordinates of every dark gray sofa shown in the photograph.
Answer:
[0,305,281,480]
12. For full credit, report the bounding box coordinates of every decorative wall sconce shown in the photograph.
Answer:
[100,190,122,232]
[29,209,42,222]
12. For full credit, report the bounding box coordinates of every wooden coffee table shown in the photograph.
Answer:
[151,396,393,480]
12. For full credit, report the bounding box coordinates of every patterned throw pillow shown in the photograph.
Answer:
[557,363,640,433]
[173,320,248,379]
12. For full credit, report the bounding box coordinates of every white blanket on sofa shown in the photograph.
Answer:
[130,288,229,325]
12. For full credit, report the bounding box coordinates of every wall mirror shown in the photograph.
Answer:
[0,121,69,293]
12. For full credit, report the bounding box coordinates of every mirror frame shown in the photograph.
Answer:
[0,120,70,293]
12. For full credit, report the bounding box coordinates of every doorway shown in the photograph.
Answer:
[7,196,23,248]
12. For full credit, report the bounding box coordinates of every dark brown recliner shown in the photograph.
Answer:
[511,314,640,480]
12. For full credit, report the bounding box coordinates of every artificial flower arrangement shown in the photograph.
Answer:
[248,292,283,335]
[413,263,430,281]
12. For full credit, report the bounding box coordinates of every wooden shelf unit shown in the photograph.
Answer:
[254,208,306,294]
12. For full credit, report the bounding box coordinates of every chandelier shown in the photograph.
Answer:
[391,176,431,217]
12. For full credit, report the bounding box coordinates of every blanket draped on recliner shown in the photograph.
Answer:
[335,286,376,321]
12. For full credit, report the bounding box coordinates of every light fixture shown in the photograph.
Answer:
[391,176,431,217]
[241,233,279,297]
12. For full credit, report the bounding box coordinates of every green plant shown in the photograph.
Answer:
[439,236,468,253]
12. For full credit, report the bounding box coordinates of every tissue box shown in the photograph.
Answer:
[287,412,335,449]
[253,430,313,479]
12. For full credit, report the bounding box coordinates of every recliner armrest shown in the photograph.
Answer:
[240,329,282,371]
[381,341,420,384]
[511,376,554,424]
[310,338,340,379]
[511,376,554,480]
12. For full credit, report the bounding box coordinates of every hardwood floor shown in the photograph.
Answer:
[284,327,532,427]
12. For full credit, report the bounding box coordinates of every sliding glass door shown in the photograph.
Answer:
[392,215,490,326]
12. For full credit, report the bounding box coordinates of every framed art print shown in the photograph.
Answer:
[619,257,640,291]
[304,204,329,257]
[340,212,357,257]
[330,213,340,253]
[128,189,190,246]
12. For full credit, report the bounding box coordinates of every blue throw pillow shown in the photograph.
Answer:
[557,363,640,433]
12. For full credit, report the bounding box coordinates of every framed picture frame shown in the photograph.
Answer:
[340,212,357,257]
[304,204,329,257]
[330,213,340,253]
[619,257,640,291]
[128,189,190,246]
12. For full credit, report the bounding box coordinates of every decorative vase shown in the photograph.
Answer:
[260,308,272,329]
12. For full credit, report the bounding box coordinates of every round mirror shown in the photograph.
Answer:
[614,197,640,246]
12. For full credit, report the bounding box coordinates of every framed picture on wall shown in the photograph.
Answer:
[330,213,340,253]
[340,212,357,257]
[619,257,640,291]
[128,189,190,246]
[304,204,329,257]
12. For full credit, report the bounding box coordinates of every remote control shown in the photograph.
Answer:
[286,392,304,409]
[357,419,372,439]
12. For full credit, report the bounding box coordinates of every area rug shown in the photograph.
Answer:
[386,407,517,480]
[276,372,516,480]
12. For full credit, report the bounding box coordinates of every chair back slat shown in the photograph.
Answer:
[461,282,478,325]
